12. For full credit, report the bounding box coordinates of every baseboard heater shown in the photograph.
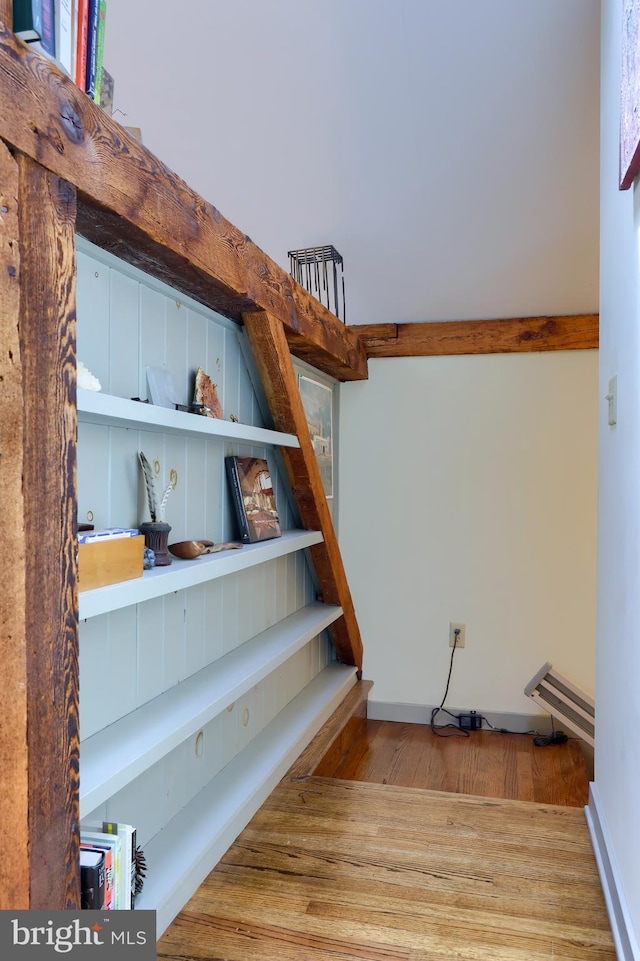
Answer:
[524,662,595,747]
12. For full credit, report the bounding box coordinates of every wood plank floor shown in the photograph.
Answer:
[158,717,613,961]
[313,719,590,807]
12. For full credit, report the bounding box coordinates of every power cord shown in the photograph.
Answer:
[430,630,469,738]
[429,632,567,745]
[481,716,539,736]
[533,716,568,745]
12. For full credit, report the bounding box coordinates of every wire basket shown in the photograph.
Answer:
[288,245,346,322]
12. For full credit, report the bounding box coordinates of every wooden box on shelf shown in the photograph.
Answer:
[78,535,145,592]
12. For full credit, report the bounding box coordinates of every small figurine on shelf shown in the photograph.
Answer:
[138,451,174,566]
[193,367,224,419]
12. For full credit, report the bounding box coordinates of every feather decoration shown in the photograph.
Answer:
[139,450,174,522]
[138,451,158,521]
[158,480,173,521]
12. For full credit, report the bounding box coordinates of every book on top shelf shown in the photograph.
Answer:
[55,0,74,76]
[92,0,106,104]
[75,0,89,89]
[13,0,55,56]
[85,0,99,98]
[225,456,282,543]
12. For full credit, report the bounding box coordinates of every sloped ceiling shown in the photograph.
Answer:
[105,0,600,326]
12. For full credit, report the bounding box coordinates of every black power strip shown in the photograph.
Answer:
[458,711,482,731]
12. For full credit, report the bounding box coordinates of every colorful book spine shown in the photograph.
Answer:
[101,820,136,910]
[56,0,74,76]
[13,0,43,42]
[225,456,251,543]
[92,0,106,104]
[81,840,115,909]
[75,0,88,90]
[40,0,55,56]
[84,0,99,99]
[80,847,105,910]
[13,0,54,56]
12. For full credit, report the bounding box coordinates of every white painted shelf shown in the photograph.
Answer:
[78,530,324,619]
[77,388,299,448]
[79,601,343,815]
[135,662,358,935]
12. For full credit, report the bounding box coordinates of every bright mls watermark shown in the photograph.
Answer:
[0,911,156,959]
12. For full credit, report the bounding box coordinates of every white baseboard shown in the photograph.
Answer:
[585,783,640,961]
[367,700,555,734]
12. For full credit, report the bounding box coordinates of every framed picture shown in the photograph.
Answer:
[298,375,333,498]
[620,0,640,189]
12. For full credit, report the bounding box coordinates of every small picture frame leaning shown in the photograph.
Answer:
[298,374,333,499]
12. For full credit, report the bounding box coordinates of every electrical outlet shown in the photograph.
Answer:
[449,622,466,648]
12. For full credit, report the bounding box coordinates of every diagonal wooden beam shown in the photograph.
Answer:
[242,310,363,673]
[355,314,599,357]
[0,26,367,381]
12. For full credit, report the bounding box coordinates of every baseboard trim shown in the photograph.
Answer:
[367,700,555,735]
[585,783,640,961]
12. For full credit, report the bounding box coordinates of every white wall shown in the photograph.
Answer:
[594,0,640,948]
[102,0,599,325]
[339,351,598,715]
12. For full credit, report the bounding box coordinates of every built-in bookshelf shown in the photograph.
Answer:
[0,24,364,921]
[134,663,356,934]
[75,241,353,934]
[78,529,324,619]
[77,388,299,447]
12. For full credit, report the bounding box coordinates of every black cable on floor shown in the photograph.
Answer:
[430,631,469,738]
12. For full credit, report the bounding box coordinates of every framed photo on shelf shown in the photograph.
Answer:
[298,375,333,499]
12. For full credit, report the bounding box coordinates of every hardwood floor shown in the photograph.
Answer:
[158,701,612,961]
[313,719,590,807]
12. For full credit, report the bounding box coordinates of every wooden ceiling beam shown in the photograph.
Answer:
[0,26,367,381]
[355,314,599,357]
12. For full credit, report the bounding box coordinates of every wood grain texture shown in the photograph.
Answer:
[0,27,367,381]
[17,155,80,908]
[0,140,29,908]
[356,315,599,357]
[159,777,614,961]
[0,4,12,29]
[243,310,364,671]
[287,679,373,779]
[314,720,590,807]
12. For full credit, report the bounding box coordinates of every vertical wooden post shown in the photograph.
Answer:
[243,309,363,672]
[0,142,29,907]
[12,153,79,908]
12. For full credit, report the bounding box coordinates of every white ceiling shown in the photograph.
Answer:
[104,0,600,326]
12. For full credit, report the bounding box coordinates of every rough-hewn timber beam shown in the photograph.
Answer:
[13,154,80,908]
[0,139,29,909]
[355,315,599,357]
[0,25,367,382]
[243,310,364,673]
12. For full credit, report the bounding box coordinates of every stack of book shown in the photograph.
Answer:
[80,821,138,910]
[13,1,109,106]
